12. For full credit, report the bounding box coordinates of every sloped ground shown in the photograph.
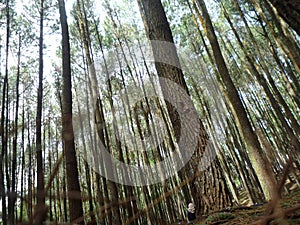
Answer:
[191,190,300,225]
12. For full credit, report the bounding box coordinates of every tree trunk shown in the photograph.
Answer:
[36,0,45,212]
[19,102,25,222]
[0,1,10,224]
[221,3,300,151]
[8,32,21,225]
[74,82,97,225]
[58,0,84,223]
[26,115,33,220]
[194,0,277,200]
[75,2,122,223]
[137,0,231,212]
[230,0,300,138]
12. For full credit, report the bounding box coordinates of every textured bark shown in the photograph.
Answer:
[137,0,231,213]
[59,0,84,222]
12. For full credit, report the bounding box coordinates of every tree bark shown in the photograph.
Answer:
[137,0,231,213]
[58,0,84,223]
[36,0,45,212]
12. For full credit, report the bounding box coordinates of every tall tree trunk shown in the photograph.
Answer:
[47,119,53,221]
[256,15,300,109]
[8,33,21,225]
[75,2,122,224]
[137,0,196,205]
[58,0,84,223]
[193,0,277,200]
[36,0,45,211]
[0,1,10,223]
[74,82,97,225]
[221,3,300,150]
[231,0,300,138]
[20,101,25,222]
[26,114,33,220]
[137,0,231,213]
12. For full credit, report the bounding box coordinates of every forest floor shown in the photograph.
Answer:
[178,189,300,225]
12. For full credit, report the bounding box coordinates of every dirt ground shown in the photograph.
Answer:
[177,190,300,225]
